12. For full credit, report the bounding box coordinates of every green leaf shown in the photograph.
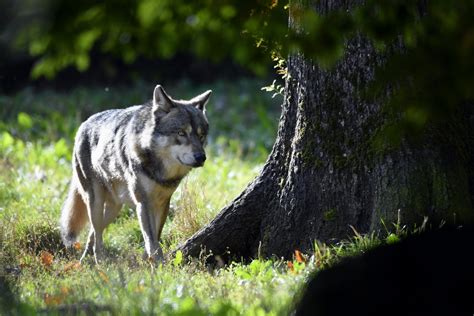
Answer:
[17,112,33,130]
[220,5,236,19]
[386,233,400,244]
[76,29,101,51]
[173,250,183,267]
[54,138,69,159]
[75,54,90,71]
[31,57,57,79]
[0,131,14,151]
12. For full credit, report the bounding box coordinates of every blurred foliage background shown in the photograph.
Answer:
[0,0,286,93]
[1,0,473,139]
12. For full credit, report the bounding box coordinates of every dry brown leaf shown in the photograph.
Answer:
[295,250,306,263]
[287,261,294,272]
[40,251,54,267]
[73,242,82,250]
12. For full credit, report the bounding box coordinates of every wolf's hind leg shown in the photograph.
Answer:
[84,184,106,264]
[80,228,95,263]
[80,199,121,263]
[103,199,121,227]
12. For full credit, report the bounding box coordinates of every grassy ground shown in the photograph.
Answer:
[0,79,391,315]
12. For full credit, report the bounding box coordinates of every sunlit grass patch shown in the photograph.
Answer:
[11,250,310,315]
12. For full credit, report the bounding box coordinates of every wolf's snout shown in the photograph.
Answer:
[193,152,206,166]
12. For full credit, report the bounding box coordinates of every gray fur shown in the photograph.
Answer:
[60,84,211,263]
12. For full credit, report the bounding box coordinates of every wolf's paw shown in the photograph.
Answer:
[142,249,165,264]
[94,253,105,265]
[79,255,95,266]
[79,248,105,265]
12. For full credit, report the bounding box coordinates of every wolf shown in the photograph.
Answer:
[60,84,211,263]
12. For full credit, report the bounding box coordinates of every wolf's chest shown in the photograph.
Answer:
[108,173,178,207]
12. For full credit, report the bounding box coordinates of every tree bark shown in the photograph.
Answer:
[179,0,474,260]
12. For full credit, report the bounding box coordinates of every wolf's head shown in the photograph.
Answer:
[148,84,211,168]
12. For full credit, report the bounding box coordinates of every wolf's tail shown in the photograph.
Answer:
[60,180,88,247]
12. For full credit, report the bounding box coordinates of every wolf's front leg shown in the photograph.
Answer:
[154,197,171,245]
[135,202,163,261]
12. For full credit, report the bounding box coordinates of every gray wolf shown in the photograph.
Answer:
[60,84,211,263]
[295,226,474,316]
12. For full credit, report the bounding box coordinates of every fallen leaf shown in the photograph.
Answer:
[295,250,306,263]
[287,261,294,272]
[40,251,54,267]
[73,242,82,250]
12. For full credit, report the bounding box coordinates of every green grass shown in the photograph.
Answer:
[0,79,394,315]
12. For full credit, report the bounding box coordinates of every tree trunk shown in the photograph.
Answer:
[179,0,474,260]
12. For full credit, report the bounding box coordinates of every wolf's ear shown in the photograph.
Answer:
[192,90,212,112]
[153,85,174,113]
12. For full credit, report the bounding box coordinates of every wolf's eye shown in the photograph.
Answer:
[178,130,186,137]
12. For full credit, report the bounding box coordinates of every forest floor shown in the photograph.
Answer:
[1,79,398,315]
